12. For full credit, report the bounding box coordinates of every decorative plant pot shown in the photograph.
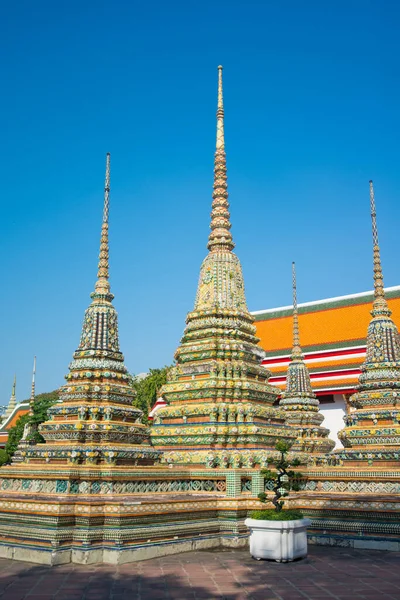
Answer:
[244,517,311,562]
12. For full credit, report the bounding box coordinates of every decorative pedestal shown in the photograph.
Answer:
[244,517,311,562]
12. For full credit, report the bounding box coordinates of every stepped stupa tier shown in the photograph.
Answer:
[18,154,160,466]
[337,181,400,465]
[280,263,335,455]
[150,67,299,468]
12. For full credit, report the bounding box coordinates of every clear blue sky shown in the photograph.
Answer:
[1,0,400,402]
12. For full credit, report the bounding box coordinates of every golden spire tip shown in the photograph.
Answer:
[292,262,301,357]
[93,154,113,298]
[207,66,234,252]
[369,179,390,315]
[30,356,36,407]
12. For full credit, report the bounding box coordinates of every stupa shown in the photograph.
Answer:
[17,154,160,466]
[337,181,400,465]
[151,67,298,467]
[280,263,335,454]
[0,77,399,563]
[12,357,37,462]
[3,376,17,420]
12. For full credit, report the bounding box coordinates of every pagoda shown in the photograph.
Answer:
[3,375,17,420]
[280,263,335,454]
[18,154,160,466]
[337,181,400,465]
[151,67,298,468]
[12,358,37,462]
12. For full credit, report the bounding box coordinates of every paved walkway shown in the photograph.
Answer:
[0,545,399,600]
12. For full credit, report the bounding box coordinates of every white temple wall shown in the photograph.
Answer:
[319,394,346,449]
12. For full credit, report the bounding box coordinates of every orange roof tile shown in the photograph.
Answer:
[252,287,400,395]
[254,288,400,355]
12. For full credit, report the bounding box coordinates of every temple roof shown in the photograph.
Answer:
[0,402,30,447]
[252,285,400,394]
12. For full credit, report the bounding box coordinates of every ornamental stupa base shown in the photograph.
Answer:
[17,444,161,466]
[289,466,400,552]
[337,378,400,467]
[151,399,305,467]
[24,383,163,467]
[159,447,310,469]
[289,436,336,456]
[0,461,258,565]
[1,461,400,564]
[334,449,400,467]
[280,400,336,456]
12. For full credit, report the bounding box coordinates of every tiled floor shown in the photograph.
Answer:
[0,545,399,600]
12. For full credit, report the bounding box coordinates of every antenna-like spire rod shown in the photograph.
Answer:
[12,374,16,399]
[30,356,36,410]
[292,262,302,358]
[369,180,390,316]
[94,153,112,298]
[207,66,234,252]
[216,65,224,150]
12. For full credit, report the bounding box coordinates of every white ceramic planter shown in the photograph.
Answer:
[245,517,311,562]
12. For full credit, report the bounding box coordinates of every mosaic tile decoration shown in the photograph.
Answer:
[150,66,297,466]
[337,182,400,465]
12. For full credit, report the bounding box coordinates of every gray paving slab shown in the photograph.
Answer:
[0,546,399,599]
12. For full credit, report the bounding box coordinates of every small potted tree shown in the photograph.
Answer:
[245,441,310,562]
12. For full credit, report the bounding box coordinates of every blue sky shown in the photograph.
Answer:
[1,0,400,402]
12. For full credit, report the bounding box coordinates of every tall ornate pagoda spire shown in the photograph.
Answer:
[207,66,234,253]
[18,154,160,466]
[291,263,302,359]
[151,67,298,468]
[93,152,113,301]
[280,264,335,455]
[3,375,17,420]
[338,181,400,465]
[369,181,391,320]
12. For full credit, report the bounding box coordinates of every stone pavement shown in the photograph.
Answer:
[0,545,399,600]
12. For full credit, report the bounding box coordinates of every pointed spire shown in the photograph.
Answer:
[207,66,235,252]
[77,154,120,353]
[30,356,36,411]
[291,262,302,358]
[18,154,159,468]
[93,153,113,301]
[11,374,16,400]
[336,182,400,463]
[216,65,224,150]
[283,263,313,396]
[4,375,17,419]
[369,180,390,317]
[281,265,334,455]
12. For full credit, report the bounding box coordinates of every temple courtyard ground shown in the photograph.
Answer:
[0,545,399,600]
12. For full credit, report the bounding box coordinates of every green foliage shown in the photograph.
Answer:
[250,509,304,521]
[132,366,171,423]
[4,390,59,460]
[258,441,305,514]
[28,390,60,443]
[0,449,10,466]
[5,413,30,458]
[275,440,292,453]
[29,391,59,426]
